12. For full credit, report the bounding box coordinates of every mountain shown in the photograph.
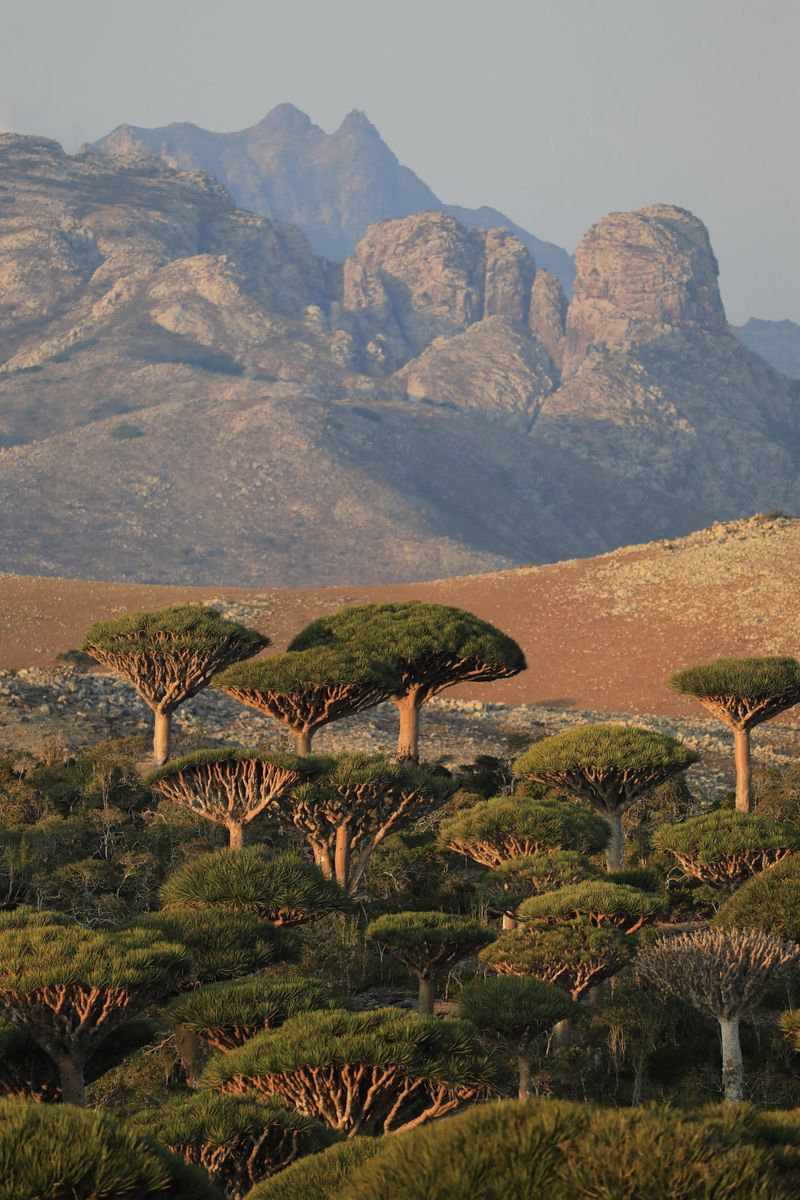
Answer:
[733,318,800,379]
[89,105,575,287]
[0,134,798,588]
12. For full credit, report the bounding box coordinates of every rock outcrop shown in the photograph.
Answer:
[563,204,727,373]
[528,269,568,372]
[89,105,574,286]
[342,213,535,370]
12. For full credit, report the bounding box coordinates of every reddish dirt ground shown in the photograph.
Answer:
[1,515,797,723]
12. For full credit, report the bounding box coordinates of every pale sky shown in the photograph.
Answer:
[1,0,797,323]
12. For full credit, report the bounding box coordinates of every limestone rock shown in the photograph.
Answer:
[564,204,727,372]
[395,316,556,423]
[529,269,568,373]
[342,213,534,369]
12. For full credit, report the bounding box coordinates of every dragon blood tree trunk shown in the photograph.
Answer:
[174,1024,206,1088]
[733,727,753,814]
[517,1053,531,1100]
[418,976,436,1016]
[153,708,172,767]
[605,811,624,871]
[295,728,314,756]
[394,695,421,763]
[334,825,351,892]
[53,1053,86,1107]
[719,1015,745,1102]
[227,821,246,851]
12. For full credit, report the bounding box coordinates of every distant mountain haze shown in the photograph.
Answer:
[0,133,798,588]
[88,104,575,289]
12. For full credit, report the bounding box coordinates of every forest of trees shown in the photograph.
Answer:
[3,601,800,1197]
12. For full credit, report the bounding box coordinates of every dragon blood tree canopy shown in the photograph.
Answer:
[517,880,665,935]
[133,1092,337,1199]
[652,809,800,890]
[440,795,610,868]
[82,604,269,765]
[669,656,800,813]
[481,920,635,1001]
[0,908,190,1106]
[160,847,348,925]
[215,647,401,755]
[365,912,493,1014]
[146,748,321,849]
[289,602,525,761]
[0,1099,220,1200]
[514,723,699,870]
[202,1007,498,1136]
[163,976,339,1053]
[270,753,453,893]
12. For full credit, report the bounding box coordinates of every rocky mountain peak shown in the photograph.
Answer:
[563,203,727,372]
[255,102,314,133]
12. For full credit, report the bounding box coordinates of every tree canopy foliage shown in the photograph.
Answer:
[440,795,609,867]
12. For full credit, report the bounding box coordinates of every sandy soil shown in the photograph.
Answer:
[0,514,797,724]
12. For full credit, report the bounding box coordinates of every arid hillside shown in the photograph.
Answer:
[1,513,798,719]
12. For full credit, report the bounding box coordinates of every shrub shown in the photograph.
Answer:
[715,855,800,941]
[244,1138,382,1200]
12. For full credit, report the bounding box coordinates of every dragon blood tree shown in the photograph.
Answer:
[134,1092,337,1200]
[203,1008,497,1137]
[146,748,320,849]
[289,602,525,762]
[652,810,800,891]
[669,657,800,813]
[440,795,610,869]
[82,604,269,766]
[365,912,493,1015]
[478,851,602,930]
[715,853,800,942]
[272,753,453,893]
[163,976,338,1056]
[215,648,401,756]
[0,909,189,1106]
[459,976,576,1099]
[638,928,800,1102]
[517,880,666,935]
[514,723,699,870]
[481,921,635,1001]
[160,847,348,925]
[244,1139,383,1200]
[0,1099,220,1200]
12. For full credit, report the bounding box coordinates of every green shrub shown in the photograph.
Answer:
[111,422,145,439]
[133,908,294,984]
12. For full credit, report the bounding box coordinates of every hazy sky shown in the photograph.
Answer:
[1,0,797,323]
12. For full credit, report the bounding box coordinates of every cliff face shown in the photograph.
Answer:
[90,105,574,286]
[563,205,727,372]
[0,134,798,588]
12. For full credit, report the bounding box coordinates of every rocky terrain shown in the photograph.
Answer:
[89,104,574,285]
[1,513,799,796]
[0,135,798,588]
